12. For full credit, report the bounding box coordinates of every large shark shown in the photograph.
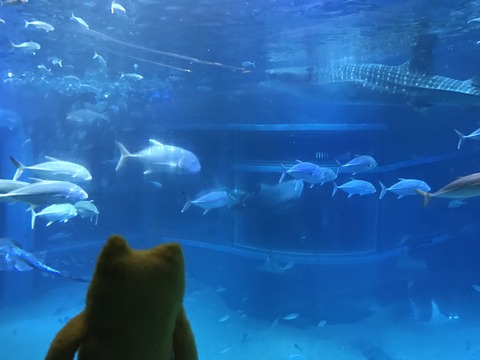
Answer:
[265,63,480,108]
[0,238,88,282]
[265,35,480,108]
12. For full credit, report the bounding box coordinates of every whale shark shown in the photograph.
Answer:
[265,34,480,108]
[265,63,480,108]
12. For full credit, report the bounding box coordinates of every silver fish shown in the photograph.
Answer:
[0,180,88,207]
[10,40,40,54]
[332,179,376,197]
[120,72,144,81]
[74,200,99,225]
[182,190,232,214]
[70,12,89,29]
[338,155,377,175]
[280,160,337,188]
[24,20,55,32]
[31,203,77,229]
[379,179,430,199]
[66,109,107,123]
[10,156,92,182]
[115,139,201,174]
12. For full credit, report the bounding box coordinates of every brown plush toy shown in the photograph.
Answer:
[45,234,198,360]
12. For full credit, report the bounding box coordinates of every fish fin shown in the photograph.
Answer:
[24,19,29,28]
[148,139,163,146]
[379,181,387,199]
[295,159,303,163]
[202,209,210,215]
[44,155,60,161]
[15,259,33,271]
[115,141,131,171]
[348,193,353,198]
[181,192,191,213]
[279,163,287,183]
[10,156,25,181]
[309,184,314,189]
[47,221,53,226]
[415,189,431,207]
[332,182,338,197]
[143,169,154,175]
[95,213,98,225]
[454,129,465,149]
[397,195,404,199]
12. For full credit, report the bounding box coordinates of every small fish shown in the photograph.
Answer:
[448,199,467,208]
[416,172,480,207]
[317,319,327,327]
[218,314,230,322]
[24,20,55,32]
[338,155,377,175]
[472,284,480,293]
[10,40,40,54]
[31,203,78,229]
[48,57,62,68]
[242,61,255,68]
[379,179,431,199]
[282,312,299,320]
[93,51,107,67]
[454,128,480,149]
[148,181,163,189]
[332,179,376,197]
[111,0,126,14]
[70,12,89,29]
[37,64,51,73]
[120,72,144,81]
[215,285,226,293]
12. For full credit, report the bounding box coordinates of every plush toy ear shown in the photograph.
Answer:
[45,312,87,360]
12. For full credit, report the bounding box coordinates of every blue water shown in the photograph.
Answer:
[1,0,480,359]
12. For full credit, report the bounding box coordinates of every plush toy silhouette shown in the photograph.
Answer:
[45,234,198,360]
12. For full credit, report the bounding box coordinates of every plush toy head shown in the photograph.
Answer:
[45,234,198,360]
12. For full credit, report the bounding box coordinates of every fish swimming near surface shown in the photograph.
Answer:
[31,203,78,229]
[10,156,92,182]
[417,172,480,207]
[0,238,88,282]
[454,128,480,149]
[115,139,201,174]
[0,180,88,207]
[379,178,431,199]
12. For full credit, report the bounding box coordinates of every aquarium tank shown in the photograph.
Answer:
[2,0,480,359]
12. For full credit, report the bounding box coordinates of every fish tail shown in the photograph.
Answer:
[181,193,191,213]
[454,129,465,149]
[332,182,338,197]
[10,156,25,181]
[30,208,37,229]
[415,189,431,207]
[379,181,387,200]
[24,19,29,28]
[279,163,287,183]
[115,141,131,171]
